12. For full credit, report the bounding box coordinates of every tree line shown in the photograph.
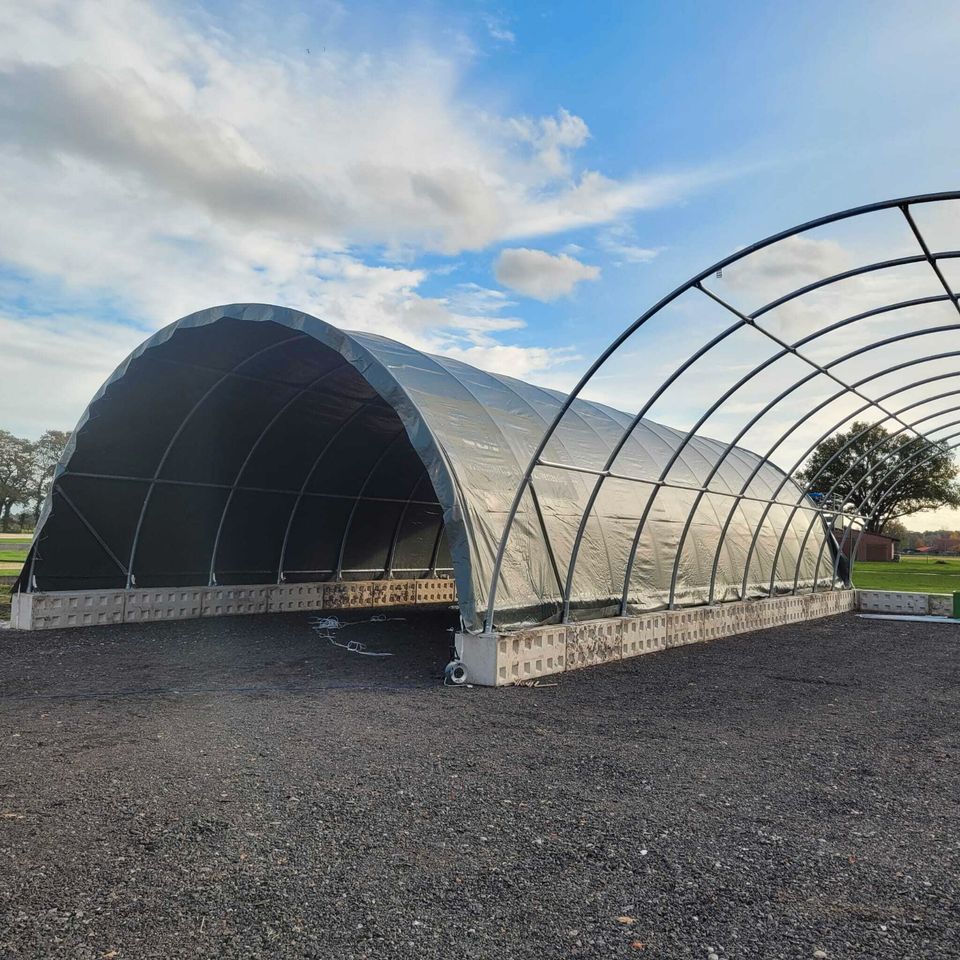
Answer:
[893,527,960,554]
[0,429,70,532]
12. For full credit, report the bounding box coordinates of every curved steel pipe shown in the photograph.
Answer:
[709,362,960,602]
[484,192,960,628]
[787,424,960,595]
[620,304,960,615]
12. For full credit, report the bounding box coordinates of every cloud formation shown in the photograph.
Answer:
[0,1,693,258]
[495,248,601,301]
[0,0,703,435]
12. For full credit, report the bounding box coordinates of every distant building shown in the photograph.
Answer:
[836,531,898,562]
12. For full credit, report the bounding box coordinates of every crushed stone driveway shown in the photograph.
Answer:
[1,610,958,959]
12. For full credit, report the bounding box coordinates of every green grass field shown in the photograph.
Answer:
[0,540,29,616]
[0,536,31,563]
[0,550,29,562]
[852,554,960,594]
[0,576,16,619]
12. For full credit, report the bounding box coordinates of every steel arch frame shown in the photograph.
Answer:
[707,354,960,603]
[484,191,960,631]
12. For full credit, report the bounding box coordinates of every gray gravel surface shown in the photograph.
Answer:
[1,610,958,959]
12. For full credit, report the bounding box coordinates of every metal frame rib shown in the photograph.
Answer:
[484,191,960,631]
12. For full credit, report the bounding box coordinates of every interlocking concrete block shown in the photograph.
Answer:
[665,608,705,647]
[838,591,856,613]
[201,586,269,617]
[376,579,418,607]
[566,618,623,670]
[776,595,811,625]
[415,578,457,605]
[854,589,927,615]
[322,580,375,609]
[928,594,952,617]
[756,597,792,628]
[25,590,126,629]
[10,592,32,630]
[715,601,746,636]
[621,611,668,658]
[125,587,204,622]
[736,598,765,635]
[268,582,325,612]
[805,590,856,620]
[455,631,499,687]
[701,604,733,642]
[501,625,568,684]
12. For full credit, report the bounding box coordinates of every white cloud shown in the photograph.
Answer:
[508,107,589,178]
[495,248,600,301]
[483,13,516,45]
[0,0,710,435]
[597,224,661,265]
[0,311,146,438]
[0,1,703,258]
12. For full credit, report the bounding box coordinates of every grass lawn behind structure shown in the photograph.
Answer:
[853,554,960,594]
[0,577,15,620]
[0,536,31,563]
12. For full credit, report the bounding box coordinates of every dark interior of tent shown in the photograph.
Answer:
[25,318,452,592]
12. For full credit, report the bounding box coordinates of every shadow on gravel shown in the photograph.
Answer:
[0,608,461,701]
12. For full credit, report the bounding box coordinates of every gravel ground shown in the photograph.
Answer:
[1,610,958,959]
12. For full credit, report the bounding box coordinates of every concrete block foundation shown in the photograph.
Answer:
[457,590,858,687]
[9,577,457,631]
[855,588,958,618]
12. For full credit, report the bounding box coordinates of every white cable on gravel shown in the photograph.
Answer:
[308,613,406,656]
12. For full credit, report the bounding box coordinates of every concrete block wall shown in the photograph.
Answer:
[457,590,858,686]
[125,588,205,623]
[929,594,953,617]
[269,583,325,613]
[856,589,956,617]
[621,612,668,657]
[8,577,457,631]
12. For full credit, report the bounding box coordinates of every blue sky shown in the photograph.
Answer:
[2,0,960,523]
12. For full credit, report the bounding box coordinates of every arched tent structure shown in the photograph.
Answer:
[20,193,958,644]
[16,303,831,632]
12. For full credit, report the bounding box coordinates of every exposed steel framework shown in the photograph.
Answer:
[484,192,960,631]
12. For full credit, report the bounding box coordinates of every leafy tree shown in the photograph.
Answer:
[798,420,960,535]
[29,429,70,524]
[0,430,33,532]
